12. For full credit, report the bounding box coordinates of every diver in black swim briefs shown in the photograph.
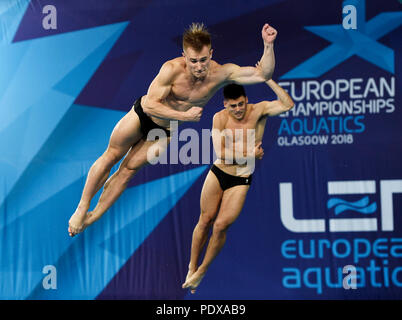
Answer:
[133,96,171,138]
[210,164,252,191]
[68,22,278,237]
[183,81,294,293]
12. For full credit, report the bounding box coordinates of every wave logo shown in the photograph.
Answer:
[327,196,377,216]
[279,180,402,233]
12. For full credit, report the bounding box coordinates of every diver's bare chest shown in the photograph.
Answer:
[171,79,217,104]
[225,113,261,132]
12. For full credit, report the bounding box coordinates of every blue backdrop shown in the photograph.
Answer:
[0,0,401,300]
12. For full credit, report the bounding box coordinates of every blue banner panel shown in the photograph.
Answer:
[0,0,401,299]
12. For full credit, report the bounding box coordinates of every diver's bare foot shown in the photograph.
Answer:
[182,269,206,294]
[183,267,197,293]
[68,207,88,237]
[185,267,197,282]
[79,211,98,233]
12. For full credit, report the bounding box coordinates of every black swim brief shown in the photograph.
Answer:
[133,97,171,138]
[210,164,252,191]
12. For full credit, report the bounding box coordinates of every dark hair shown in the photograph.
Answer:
[223,84,247,100]
[182,22,211,51]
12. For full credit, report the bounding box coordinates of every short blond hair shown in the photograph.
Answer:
[182,22,211,52]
